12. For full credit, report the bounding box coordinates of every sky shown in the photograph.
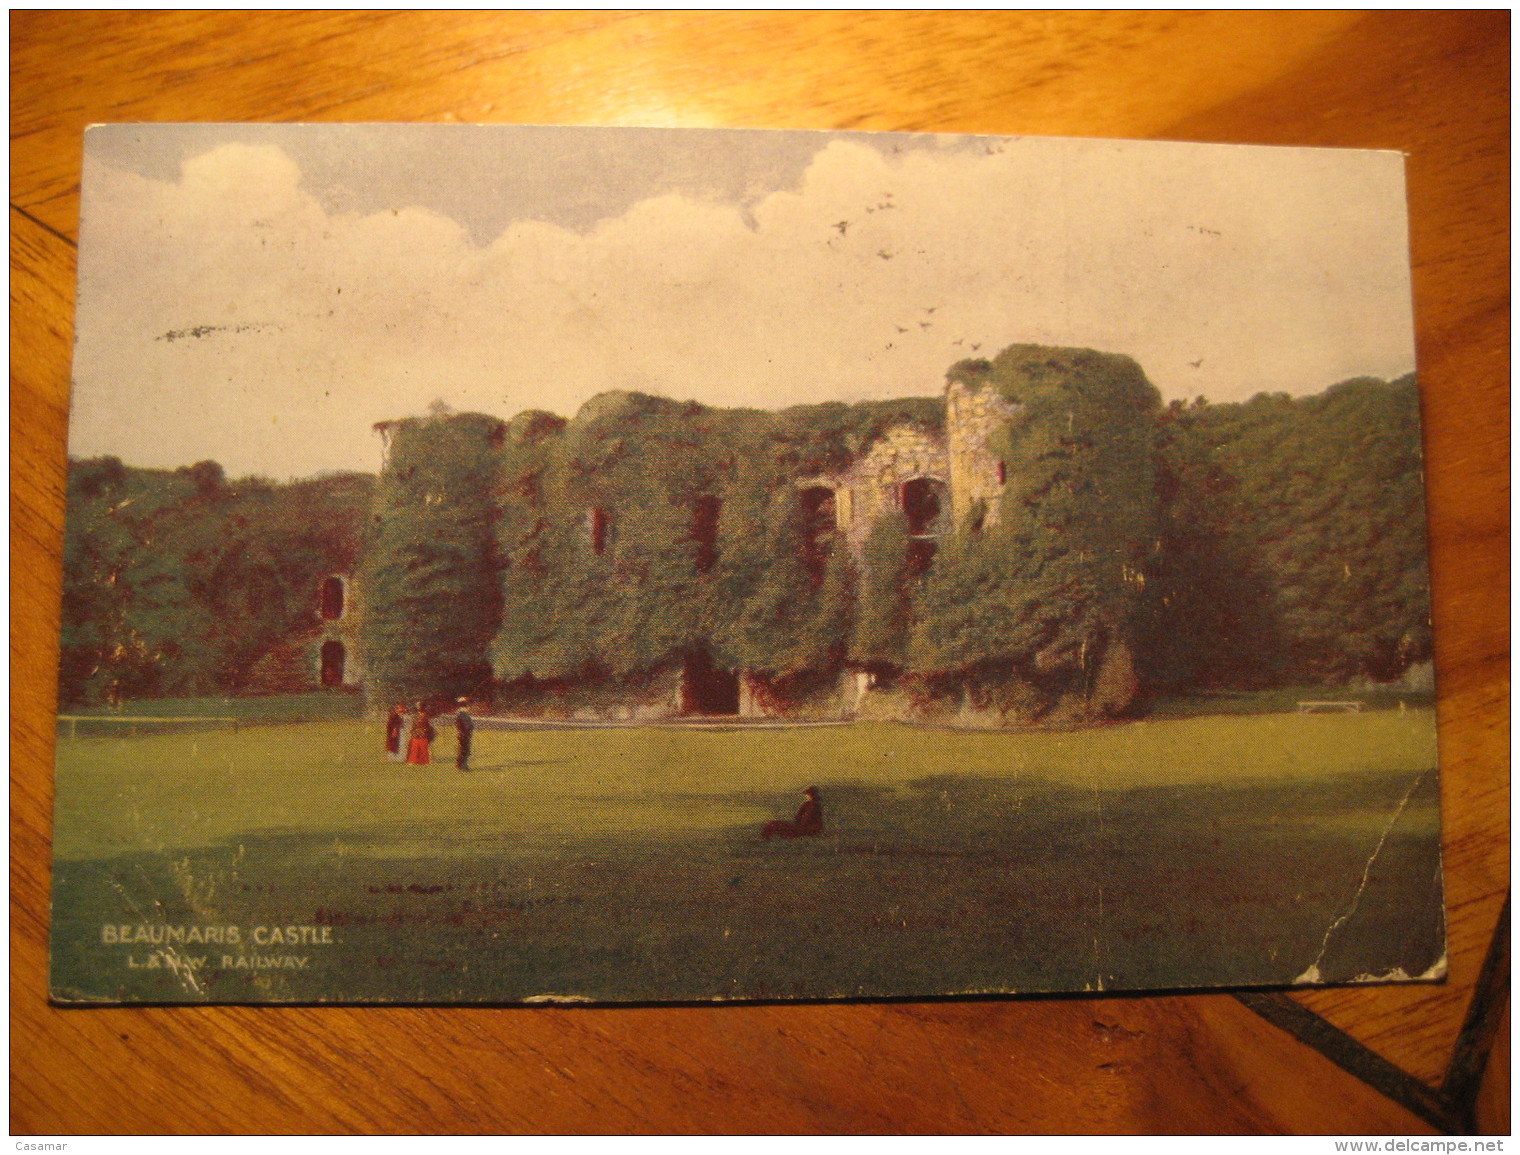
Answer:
[71,124,1417,481]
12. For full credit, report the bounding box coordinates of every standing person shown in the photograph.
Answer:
[405,703,434,766]
[454,697,474,772]
[384,703,407,763]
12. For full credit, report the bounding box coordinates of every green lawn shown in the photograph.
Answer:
[49,711,1445,1004]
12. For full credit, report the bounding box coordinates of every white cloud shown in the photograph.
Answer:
[70,133,1416,480]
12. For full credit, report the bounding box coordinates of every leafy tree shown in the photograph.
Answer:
[58,460,373,704]
[1130,398,1283,693]
[1164,375,1432,685]
[59,458,193,702]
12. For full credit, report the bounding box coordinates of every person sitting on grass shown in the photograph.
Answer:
[762,786,824,840]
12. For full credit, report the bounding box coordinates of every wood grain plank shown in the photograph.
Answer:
[9,206,71,803]
[10,207,73,1137]
[12,995,1438,1135]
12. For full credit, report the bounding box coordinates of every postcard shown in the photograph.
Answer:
[50,124,1442,1003]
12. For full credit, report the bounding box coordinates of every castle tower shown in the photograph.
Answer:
[946,376,1021,529]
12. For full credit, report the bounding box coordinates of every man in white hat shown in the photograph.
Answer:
[454,697,474,772]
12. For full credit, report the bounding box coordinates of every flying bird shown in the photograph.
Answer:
[970,343,981,351]
[877,250,893,260]
[918,321,932,330]
[833,220,850,236]
[1188,358,1204,368]
[923,306,936,314]
[895,325,909,334]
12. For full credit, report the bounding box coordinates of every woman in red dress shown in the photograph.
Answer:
[405,704,435,766]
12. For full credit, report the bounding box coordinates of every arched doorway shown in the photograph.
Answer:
[681,645,739,715]
[320,639,346,687]
[900,477,946,536]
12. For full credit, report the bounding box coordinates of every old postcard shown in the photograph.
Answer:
[50,124,1442,1004]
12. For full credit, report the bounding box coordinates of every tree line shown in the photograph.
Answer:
[58,459,372,704]
[1138,374,1431,693]
[58,347,1433,718]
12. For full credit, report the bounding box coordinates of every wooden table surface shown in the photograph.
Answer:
[10,11,1509,1136]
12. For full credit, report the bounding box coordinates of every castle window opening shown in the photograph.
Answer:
[900,477,946,537]
[691,495,721,574]
[319,575,345,621]
[997,460,1007,486]
[320,640,346,687]
[588,507,611,555]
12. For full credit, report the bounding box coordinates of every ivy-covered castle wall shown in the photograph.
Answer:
[350,344,1168,723]
[346,343,1433,726]
[486,391,947,717]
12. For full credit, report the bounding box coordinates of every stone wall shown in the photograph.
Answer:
[792,372,1018,551]
[946,377,1022,528]
[800,422,950,553]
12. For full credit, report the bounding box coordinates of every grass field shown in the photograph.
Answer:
[49,710,1446,1004]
